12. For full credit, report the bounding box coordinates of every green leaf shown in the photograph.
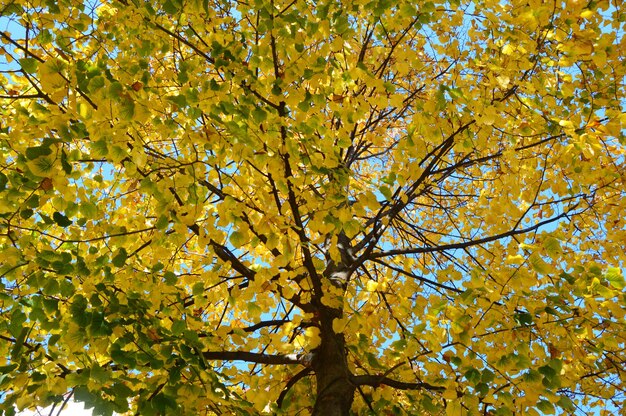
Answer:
[171,320,186,335]
[108,81,124,98]
[79,201,98,218]
[192,281,204,296]
[112,248,128,267]
[464,368,481,385]
[605,267,625,289]
[163,271,177,285]
[0,2,21,15]
[420,395,439,412]
[119,100,135,120]
[539,364,561,388]
[365,352,384,369]
[481,369,495,383]
[88,76,105,92]
[0,373,9,389]
[91,140,109,157]
[162,0,180,14]
[70,295,89,327]
[51,259,74,274]
[26,145,53,160]
[475,382,489,397]
[43,298,59,313]
[589,264,602,275]
[53,211,73,227]
[26,195,39,208]
[252,106,267,123]
[559,271,575,284]
[557,395,575,411]
[110,145,127,163]
[183,329,200,344]
[537,399,555,414]
[10,326,28,360]
[8,310,26,337]
[529,253,550,274]
[447,87,465,100]
[434,85,447,109]
[0,363,18,374]
[0,172,7,191]
[111,347,137,368]
[90,363,109,383]
[59,279,75,297]
[334,15,349,34]
[61,149,72,174]
[177,68,189,84]
[247,302,262,318]
[390,339,407,351]
[523,369,542,383]
[155,215,169,230]
[379,185,392,200]
[514,312,533,326]
[109,381,134,402]
[381,172,396,185]
[544,306,560,316]
[151,392,178,413]
[19,57,39,74]
[73,387,98,410]
[89,311,108,336]
[167,94,188,108]
[229,230,246,247]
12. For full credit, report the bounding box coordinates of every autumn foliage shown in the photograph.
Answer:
[1,0,625,414]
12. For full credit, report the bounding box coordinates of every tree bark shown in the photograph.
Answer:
[311,307,356,416]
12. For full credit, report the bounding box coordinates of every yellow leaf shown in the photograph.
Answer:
[306,327,321,348]
[1,247,21,266]
[332,318,347,333]
[26,154,56,177]
[505,254,525,265]
[501,44,515,55]
[229,230,248,247]
[542,236,562,258]
[366,280,378,292]
[443,389,459,400]
[529,253,551,274]
[496,75,510,88]
[580,9,594,19]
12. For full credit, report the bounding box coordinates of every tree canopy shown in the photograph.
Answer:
[1,0,625,414]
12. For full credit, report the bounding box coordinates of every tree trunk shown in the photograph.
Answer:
[312,308,356,416]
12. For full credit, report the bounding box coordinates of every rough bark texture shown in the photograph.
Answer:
[312,308,356,416]
[312,234,356,415]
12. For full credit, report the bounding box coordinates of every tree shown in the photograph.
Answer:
[0,0,625,414]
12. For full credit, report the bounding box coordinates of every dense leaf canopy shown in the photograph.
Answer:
[1,0,625,414]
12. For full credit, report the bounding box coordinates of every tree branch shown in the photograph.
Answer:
[202,350,304,365]
[352,122,473,267]
[277,368,313,408]
[151,22,214,64]
[371,258,462,293]
[372,208,578,259]
[351,374,444,391]
[241,319,290,333]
